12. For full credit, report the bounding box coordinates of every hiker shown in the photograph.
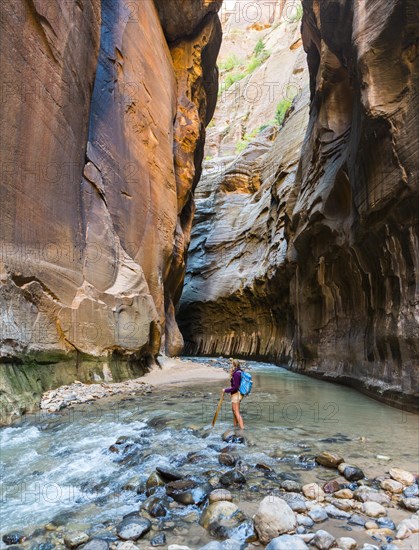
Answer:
[223,359,245,430]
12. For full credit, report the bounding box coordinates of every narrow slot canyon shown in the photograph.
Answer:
[0,1,418,550]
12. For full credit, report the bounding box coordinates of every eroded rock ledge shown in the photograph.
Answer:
[179,0,419,411]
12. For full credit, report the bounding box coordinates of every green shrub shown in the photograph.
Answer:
[223,71,246,90]
[246,56,263,74]
[219,54,242,72]
[254,39,266,57]
[235,125,267,153]
[274,99,292,127]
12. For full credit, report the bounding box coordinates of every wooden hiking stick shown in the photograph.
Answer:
[212,389,225,427]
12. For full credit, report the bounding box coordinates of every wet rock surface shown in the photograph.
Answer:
[41,381,152,413]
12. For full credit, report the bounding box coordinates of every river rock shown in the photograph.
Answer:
[323,480,341,493]
[279,492,307,512]
[324,504,350,519]
[401,497,419,512]
[308,505,328,522]
[348,514,366,526]
[199,542,244,550]
[335,489,353,499]
[338,463,349,475]
[360,545,379,550]
[396,514,419,539]
[366,527,394,538]
[199,501,241,532]
[2,534,24,546]
[166,479,202,504]
[376,517,396,530]
[302,483,325,501]
[330,498,355,511]
[219,470,246,486]
[116,518,151,541]
[64,533,89,549]
[362,502,386,517]
[364,520,377,529]
[253,496,297,544]
[156,466,184,482]
[219,453,237,467]
[219,540,244,550]
[256,462,273,472]
[265,534,308,549]
[115,543,139,550]
[80,540,109,550]
[142,496,168,517]
[403,484,419,498]
[150,533,166,547]
[297,514,314,528]
[32,544,55,550]
[354,487,390,505]
[222,430,245,445]
[343,466,364,482]
[336,537,357,550]
[380,479,403,493]
[316,452,344,468]
[389,468,415,486]
[225,519,255,543]
[281,480,302,492]
[312,529,336,550]
[209,489,233,503]
[146,472,165,496]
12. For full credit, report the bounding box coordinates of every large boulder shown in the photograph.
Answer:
[253,496,297,545]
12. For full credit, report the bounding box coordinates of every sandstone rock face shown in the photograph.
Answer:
[284,0,419,410]
[0,1,221,406]
[179,0,419,411]
[179,9,310,360]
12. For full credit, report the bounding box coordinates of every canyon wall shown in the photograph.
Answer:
[0,0,221,389]
[179,0,419,410]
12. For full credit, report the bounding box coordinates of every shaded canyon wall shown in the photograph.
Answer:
[0,0,221,382]
[179,0,419,410]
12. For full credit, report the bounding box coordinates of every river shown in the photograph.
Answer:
[1,358,418,549]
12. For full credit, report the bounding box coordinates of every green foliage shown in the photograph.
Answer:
[274,99,292,127]
[235,125,267,153]
[218,54,241,72]
[224,71,246,90]
[254,39,266,58]
[246,56,263,74]
[218,41,271,94]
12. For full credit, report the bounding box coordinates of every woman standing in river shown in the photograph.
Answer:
[224,359,244,430]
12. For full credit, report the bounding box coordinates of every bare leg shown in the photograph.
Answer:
[231,404,238,427]
[232,402,244,430]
